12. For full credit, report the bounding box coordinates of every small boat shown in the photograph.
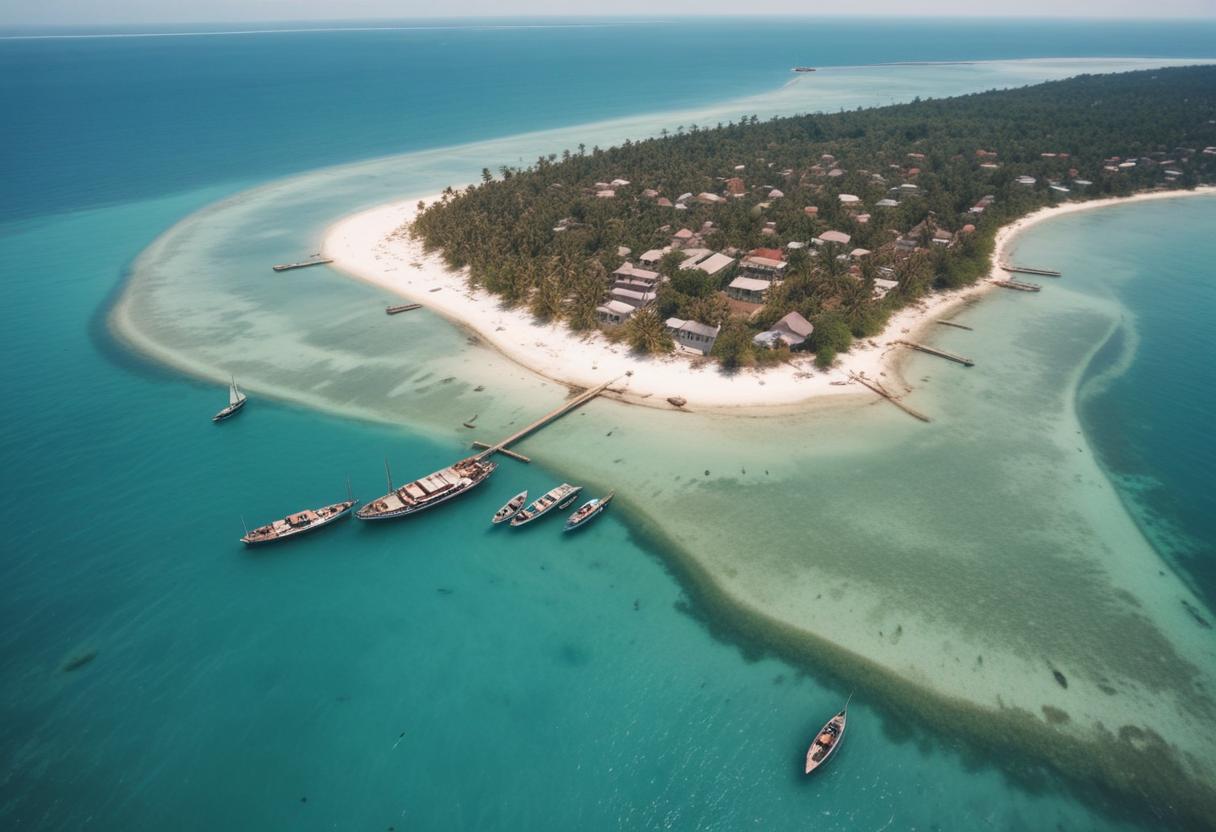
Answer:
[792,66,817,72]
[492,490,528,525]
[356,456,497,521]
[241,499,356,546]
[564,491,615,532]
[805,699,849,774]
[510,483,582,527]
[213,377,247,422]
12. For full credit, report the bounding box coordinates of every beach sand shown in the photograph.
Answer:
[323,187,1215,410]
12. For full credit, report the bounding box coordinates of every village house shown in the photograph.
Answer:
[872,277,899,299]
[739,247,787,280]
[725,177,746,196]
[596,300,635,326]
[613,262,661,285]
[610,286,657,309]
[681,252,736,278]
[638,248,666,267]
[815,230,852,247]
[665,318,721,355]
[696,192,726,205]
[753,311,814,349]
[726,276,771,304]
[671,228,696,248]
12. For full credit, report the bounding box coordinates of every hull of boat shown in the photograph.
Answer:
[357,473,493,521]
[805,711,847,774]
[213,399,247,422]
[492,491,528,525]
[241,502,356,546]
[564,494,613,532]
[511,486,582,527]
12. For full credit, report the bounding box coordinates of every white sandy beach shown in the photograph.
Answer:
[323,187,1215,410]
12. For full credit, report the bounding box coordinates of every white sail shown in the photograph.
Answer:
[229,381,245,405]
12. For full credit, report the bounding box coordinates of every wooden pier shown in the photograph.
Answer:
[386,303,423,315]
[898,340,974,367]
[1001,263,1061,277]
[272,257,333,272]
[992,279,1042,293]
[473,375,624,462]
[935,319,973,331]
[849,373,931,423]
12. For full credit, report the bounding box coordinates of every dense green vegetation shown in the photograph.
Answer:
[412,66,1216,367]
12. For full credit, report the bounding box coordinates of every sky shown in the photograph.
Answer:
[0,0,1213,27]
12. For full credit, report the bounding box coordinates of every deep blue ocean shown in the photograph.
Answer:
[2,18,1215,831]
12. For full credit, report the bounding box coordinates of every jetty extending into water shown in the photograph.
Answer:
[386,303,422,315]
[849,372,931,423]
[473,375,625,462]
[272,256,333,272]
[898,340,974,367]
[992,279,1042,293]
[935,319,973,331]
[1000,263,1061,277]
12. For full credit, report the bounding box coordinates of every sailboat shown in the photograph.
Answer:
[212,377,247,422]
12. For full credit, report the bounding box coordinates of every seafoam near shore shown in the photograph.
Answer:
[323,187,1216,409]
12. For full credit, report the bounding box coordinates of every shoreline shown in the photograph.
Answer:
[322,186,1216,411]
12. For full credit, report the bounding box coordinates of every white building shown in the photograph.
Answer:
[665,318,721,355]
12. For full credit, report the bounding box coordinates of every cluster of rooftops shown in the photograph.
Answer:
[580,141,1207,359]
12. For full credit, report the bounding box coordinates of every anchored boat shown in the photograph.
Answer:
[241,499,357,546]
[492,491,528,525]
[564,491,615,532]
[356,456,497,521]
[510,483,582,527]
[213,377,247,422]
[805,698,850,774]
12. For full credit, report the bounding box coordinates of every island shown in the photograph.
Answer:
[327,65,1215,408]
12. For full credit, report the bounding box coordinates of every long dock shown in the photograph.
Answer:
[849,373,931,423]
[386,303,422,315]
[1001,263,1061,277]
[992,279,1042,293]
[898,340,974,367]
[935,320,973,331]
[272,257,333,272]
[473,375,624,461]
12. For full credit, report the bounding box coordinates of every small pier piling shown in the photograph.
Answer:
[992,279,1042,293]
[935,320,973,331]
[386,303,422,315]
[898,340,974,367]
[1001,263,1061,277]
[849,373,931,423]
[473,375,624,461]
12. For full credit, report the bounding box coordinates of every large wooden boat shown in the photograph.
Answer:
[510,483,582,527]
[805,703,848,774]
[564,491,615,532]
[213,377,247,422]
[241,499,356,546]
[356,456,497,521]
[491,490,527,525]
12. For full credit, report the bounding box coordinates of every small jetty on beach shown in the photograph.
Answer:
[897,340,974,367]
[1000,263,1061,277]
[386,303,422,315]
[272,255,333,272]
[992,279,1042,292]
[849,372,931,423]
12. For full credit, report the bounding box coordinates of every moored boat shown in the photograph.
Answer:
[564,491,615,532]
[241,499,356,545]
[213,377,247,422]
[492,490,528,525]
[356,456,497,521]
[805,701,849,774]
[510,483,582,527]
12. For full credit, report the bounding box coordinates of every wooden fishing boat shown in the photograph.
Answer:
[510,483,582,527]
[241,499,356,546]
[356,456,497,521]
[564,491,615,532]
[492,491,528,525]
[213,377,247,422]
[805,701,849,774]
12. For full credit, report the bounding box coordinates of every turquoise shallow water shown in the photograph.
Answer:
[3,20,1215,831]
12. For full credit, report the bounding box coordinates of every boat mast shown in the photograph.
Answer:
[346,475,353,502]
[384,458,393,492]
[240,514,248,536]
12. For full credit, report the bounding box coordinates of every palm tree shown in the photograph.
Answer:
[625,307,672,354]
